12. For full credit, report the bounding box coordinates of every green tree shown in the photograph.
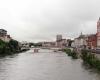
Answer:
[8,39,19,52]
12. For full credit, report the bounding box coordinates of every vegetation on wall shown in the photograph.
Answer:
[64,48,78,59]
[64,47,100,70]
[81,49,100,70]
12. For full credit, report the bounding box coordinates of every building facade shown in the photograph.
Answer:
[0,29,7,37]
[71,41,75,48]
[56,35,68,48]
[74,34,88,48]
[0,29,11,42]
[97,17,100,48]
[56,39,67,48]
[56,35,62,41]
[21,41,30,50]
[87,34,97,49]
[42,42,56,48]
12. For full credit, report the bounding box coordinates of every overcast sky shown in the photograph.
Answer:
[0,0,100,42]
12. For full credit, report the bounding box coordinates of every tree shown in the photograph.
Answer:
[8,39,19,52]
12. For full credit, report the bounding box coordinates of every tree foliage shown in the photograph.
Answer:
[0,39,20,56]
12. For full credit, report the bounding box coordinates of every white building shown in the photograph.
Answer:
[71,41,75,48]
[21,41,30,50]
[74,34,88,48]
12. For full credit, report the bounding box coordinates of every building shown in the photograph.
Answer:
[56,35,67,48]
[87,34,97,49]
[0,29,7,36]
[97,17,100,48]
[21,41,30,50]
[74,33,88,48]
[0,29,11,42]
[42,42,56,48]
[71,40,75,48]
[56,35,62,41]
[56,39,67,48]
[1,35,11,42]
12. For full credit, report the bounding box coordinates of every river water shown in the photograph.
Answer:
[0,49,100,80]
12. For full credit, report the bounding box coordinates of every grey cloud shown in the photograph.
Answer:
[0,0,100,42]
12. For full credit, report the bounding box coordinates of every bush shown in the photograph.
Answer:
[81,49,89,61]
[64,48,78,59]
[65,48,72,56]
[81,49,100,71]
[71,50,78,59]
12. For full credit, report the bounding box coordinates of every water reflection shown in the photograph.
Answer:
[0,49,99,80]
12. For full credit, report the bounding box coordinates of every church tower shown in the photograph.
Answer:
[97,17,100,47]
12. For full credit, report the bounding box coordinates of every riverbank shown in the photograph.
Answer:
[0,39,29,56]
[64,48,100,71]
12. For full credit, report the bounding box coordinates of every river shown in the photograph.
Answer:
[0,49,100,80]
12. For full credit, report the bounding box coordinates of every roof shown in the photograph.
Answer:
[0,29,7,32]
